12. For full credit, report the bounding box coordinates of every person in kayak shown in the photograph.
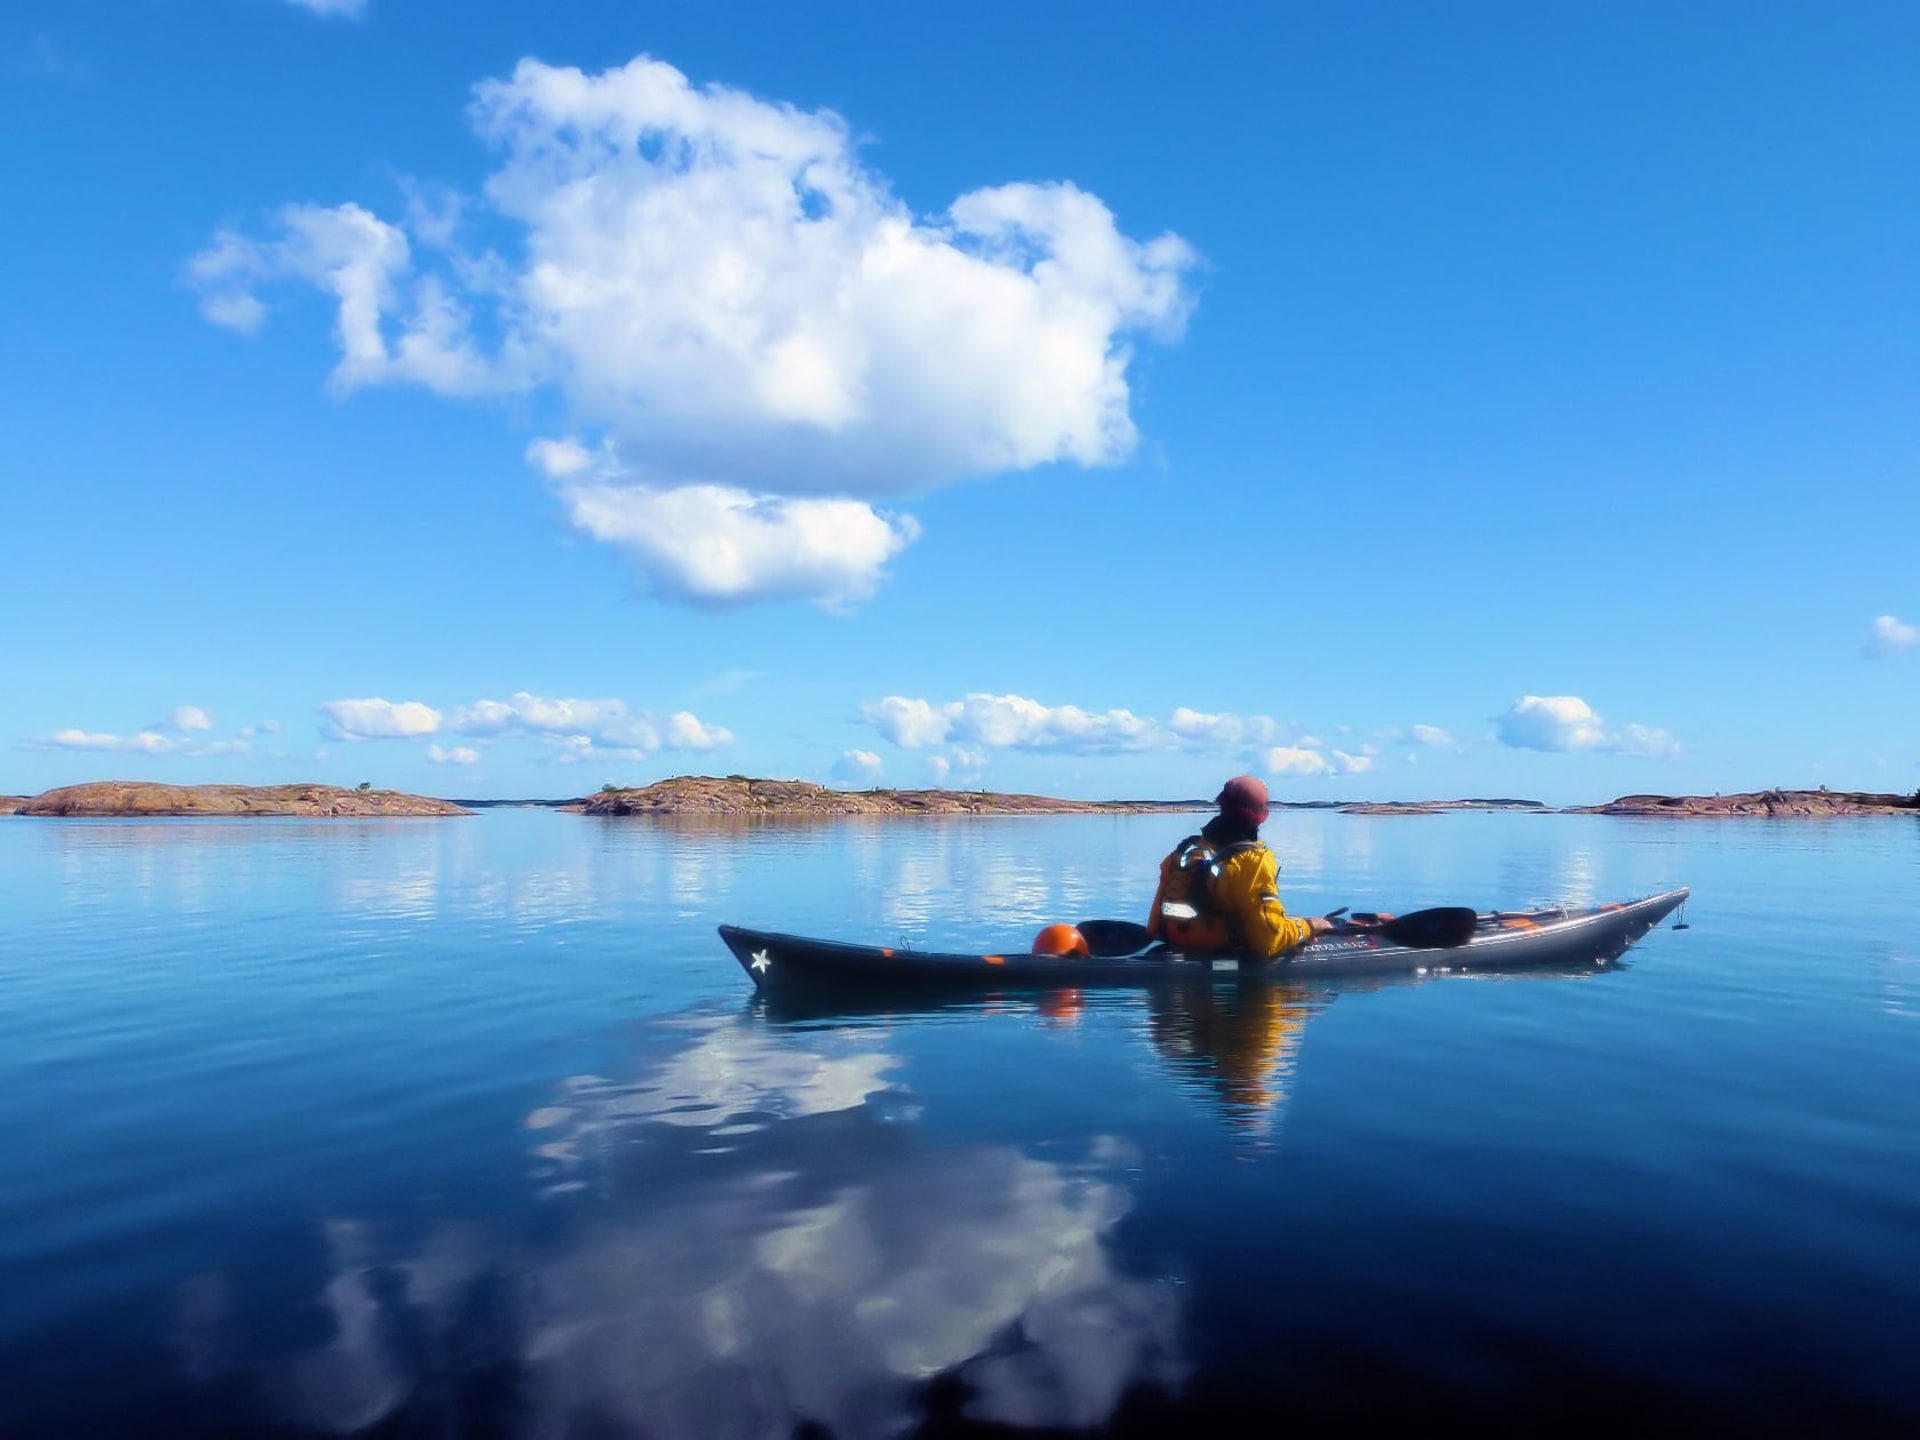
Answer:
[1146,775,1338,958]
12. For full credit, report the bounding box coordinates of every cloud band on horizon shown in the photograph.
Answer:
[319,691,733,763]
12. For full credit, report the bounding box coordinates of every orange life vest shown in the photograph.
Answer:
[1155,834,1262,950]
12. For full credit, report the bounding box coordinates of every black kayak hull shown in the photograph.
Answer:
[719,887,1689,993]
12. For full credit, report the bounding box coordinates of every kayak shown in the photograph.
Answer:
[719,886,1689,992]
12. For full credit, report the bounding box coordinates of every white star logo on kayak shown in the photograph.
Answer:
[750,949,771,973]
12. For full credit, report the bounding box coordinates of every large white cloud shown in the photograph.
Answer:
[188,54,1195,607]
[1865,614,1919,657]
[1495,695,1679,757]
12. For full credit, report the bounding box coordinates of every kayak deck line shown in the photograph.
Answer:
[718,886,1690,992]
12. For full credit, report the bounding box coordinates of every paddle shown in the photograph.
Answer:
[1075,906,1479,958]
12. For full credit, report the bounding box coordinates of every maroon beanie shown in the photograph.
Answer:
[1215,774,1270,824]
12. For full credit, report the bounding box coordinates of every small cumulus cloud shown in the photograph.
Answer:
[1495,695,1679,757]
[1264,746,1329,777]
[862,697,956,749]
[831,750,884,787]
[524,437,595,478]
[189,53,1195,609]
[554,459,920,609]
[320,698,444,740]
[187,205,490,395]
[1262,744,1371,780]
[1864,614,1919,658]
[1400,724,1455,748]
[925,756,951,785]
[662,712,733,750]
[427,744,480,765]
[169,706,215,732]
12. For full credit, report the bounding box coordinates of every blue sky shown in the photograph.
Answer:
[2,1,1915,804]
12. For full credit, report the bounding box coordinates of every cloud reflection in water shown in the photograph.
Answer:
[194,1010,1183,1438]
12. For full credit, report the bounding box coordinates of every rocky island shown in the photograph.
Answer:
[577,776,1208,818]
[1337,798,1548,816]
[1570,788,1920,818]
[8,783,471,817]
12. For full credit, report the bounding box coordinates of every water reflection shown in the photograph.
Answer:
[760,960,1619,1150]
[526,1014,900,1191]
[180,1010,1184,1438]
[1145,984,1325,1140]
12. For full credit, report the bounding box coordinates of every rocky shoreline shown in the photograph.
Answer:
[7,783,471,817]
[4,779,1914,820]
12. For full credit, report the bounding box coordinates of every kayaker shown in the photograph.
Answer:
[1146,775,1337,958]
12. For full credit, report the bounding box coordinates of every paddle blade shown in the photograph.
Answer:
[1076,918,1155,957]
[1376,906,1479,949]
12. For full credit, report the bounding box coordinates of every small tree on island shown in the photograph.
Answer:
[601,783,621,794]
[357,781,372,792]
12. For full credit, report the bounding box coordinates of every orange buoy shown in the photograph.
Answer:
[1032,922,1089,957]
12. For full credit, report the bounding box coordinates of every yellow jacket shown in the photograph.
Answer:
[1146,837,1314,959]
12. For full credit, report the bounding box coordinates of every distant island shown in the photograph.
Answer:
[575,776,1207,817]
[1566,788,1919,818]
[7,783,471,817]
[3,779,1914,820]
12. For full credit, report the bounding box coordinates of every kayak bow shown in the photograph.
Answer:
[719,887,1689,992]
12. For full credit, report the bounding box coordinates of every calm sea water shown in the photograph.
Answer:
[2,809,1916,1435]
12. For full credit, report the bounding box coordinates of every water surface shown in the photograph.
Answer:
[2,810,1916,1434]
